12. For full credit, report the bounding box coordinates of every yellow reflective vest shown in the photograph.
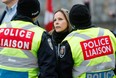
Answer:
[63,27,116,78]
[0,20,45,78]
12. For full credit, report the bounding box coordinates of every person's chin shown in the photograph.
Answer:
[56,30,62,33]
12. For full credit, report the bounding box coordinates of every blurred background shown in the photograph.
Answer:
[0,0,116,31]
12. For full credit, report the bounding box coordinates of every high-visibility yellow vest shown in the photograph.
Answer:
[0,20,45,78]
[63,27,116,78]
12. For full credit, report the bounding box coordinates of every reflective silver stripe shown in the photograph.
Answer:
[22,50,36,59]
[73,54,115,77]
[6,22,12,28]
[0,53,38,68]
[67,32,91,40]
[67,28,104,40]
[67,28,115,77]
[73,33,91,39]
[21,24,37,30]
[6,22,37,30]
[98,28,104,37]
[0,23,38,68]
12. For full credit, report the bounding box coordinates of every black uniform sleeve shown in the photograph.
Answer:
[58,41,74,78]
[37,31,58,78]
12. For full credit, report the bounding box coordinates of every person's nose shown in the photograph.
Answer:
[55,20,59,25]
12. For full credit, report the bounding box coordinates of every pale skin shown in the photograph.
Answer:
[53,11,68,32]
[2,0,18,9]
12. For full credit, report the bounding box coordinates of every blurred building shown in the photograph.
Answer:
[90,0,116,31]
[0,0,116,30]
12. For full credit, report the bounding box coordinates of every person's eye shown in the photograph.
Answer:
[53,19,56,22]
[59,18,63,20]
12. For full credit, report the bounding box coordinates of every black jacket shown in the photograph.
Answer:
[51,30,71,78]
[38,32,58,78]
[52,30,70,46]
[0,11,6,25]
[58,41,74,78]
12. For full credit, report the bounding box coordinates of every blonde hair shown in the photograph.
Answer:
[49,8,73,35]
[53,8,72,32]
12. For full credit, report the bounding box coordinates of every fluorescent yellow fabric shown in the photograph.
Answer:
[0,21,45,78]
[63,27,116,78]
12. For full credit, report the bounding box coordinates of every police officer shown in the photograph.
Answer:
[0,0,57,78]
[58,4,116,78]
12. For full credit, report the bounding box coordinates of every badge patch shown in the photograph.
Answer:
[47,38,53,50]
[0,28,34,50]
[59,46,65,58]
[80,36,113,60]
